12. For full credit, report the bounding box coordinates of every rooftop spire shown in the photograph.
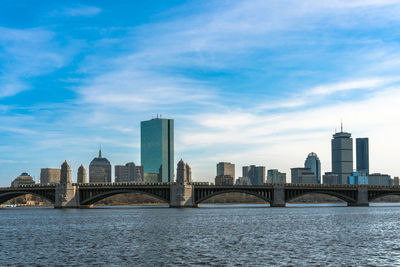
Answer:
[99,146,102,158]
[341,120,343,133]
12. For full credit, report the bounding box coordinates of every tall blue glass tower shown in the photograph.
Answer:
[356,138,369,175]
[141,118,174,182]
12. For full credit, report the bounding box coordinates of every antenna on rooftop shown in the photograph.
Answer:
[341,119,343,132]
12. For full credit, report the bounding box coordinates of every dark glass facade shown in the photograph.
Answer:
[356,138,369,175]
[140,118,174,182]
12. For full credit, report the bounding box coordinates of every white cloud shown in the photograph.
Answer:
[63,6,101,17]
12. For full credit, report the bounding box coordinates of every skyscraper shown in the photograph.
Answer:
[89,149,112,183]
[217,162,235,177]
[356,138,369,175]
[331,125,353,184]
[243,165,265,185]
[141,118,174,183]
[304,152,321,184]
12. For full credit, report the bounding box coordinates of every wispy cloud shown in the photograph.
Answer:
[60,6,101,17]
[0,27,74,98]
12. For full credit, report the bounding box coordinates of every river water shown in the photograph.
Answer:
[1,204,400,266]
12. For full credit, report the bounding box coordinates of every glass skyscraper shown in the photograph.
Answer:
[140,118,174,183]
[356,138,369,175]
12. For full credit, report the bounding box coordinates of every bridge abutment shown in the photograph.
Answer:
[54,184,80,208]
[271,186,286,207]
[170,184,197,208]
[348,187,369,206]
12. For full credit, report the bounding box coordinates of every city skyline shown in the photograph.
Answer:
[3,120,397,186]
[1,1,400,186]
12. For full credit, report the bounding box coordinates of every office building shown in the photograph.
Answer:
[40,168,61,184]
[89,149,112,183]
[348,171,368,185]
[304,152,321,184]
[356,138,369,174]
[11,173,35,187]
[215,175,235,185]
[243,165,265,185]
[267,169,286,184]
[217,162,235,178]
[394,177,399,186]
[77,165,87,184]
[141,117,174,183]
[368,173,392,186]
[291,168,318,184]
[323,172,340,184]
[332,126,353,184]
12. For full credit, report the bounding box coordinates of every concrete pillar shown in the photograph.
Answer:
[271,186,286,207]
[348,187,369,206]
[54,184,80,208]
[170,183,197,208]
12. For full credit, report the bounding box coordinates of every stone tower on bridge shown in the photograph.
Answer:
[55,160,80,208]
[170,159,196,207]
[77,165,87,184]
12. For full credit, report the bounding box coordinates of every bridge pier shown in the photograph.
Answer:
[0,205,2,209]
[170,183,197,208]
[348,187,369,206]
[271,186,286,207]
[54,184,80,208]
[79,204,94,209]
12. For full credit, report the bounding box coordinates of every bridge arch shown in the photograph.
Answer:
[0,191,55,205]
[369,192,400,202]
[80,189,170,205]
[286,190,355,204]
[195,189,272,205]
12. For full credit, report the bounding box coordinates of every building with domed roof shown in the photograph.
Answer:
[11,172,35,187]
[89,149,111,183]
[304,152,321,184]
[77,165,87,183]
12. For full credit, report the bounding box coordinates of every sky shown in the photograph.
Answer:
[1,0,400,186]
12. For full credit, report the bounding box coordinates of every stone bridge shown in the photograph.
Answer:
[2,183,400,208]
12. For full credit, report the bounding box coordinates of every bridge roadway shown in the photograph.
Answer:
[1,183,400,208]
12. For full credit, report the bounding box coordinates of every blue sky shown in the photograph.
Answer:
[1,0,400,186]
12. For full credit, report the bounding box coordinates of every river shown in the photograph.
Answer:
[1,204,400,266]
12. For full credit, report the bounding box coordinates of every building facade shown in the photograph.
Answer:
[40,168,61,184]
[332,128,353,184]
[217,162,235,178]
[215,175,235,185]
[348,171,368,185]
[236,177,252,185]
[368,173,392,186]
[11,173,35,187]
[77,165,87,183]
[242,165,265,185]
[141,118,174,183]
[356,138,369,175]
[89,149,112,183]
[291,168,318,184]
[267,169,286,184]
[304,152,321,184]
[323,172,340,184]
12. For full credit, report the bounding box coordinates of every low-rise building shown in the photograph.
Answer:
[393,177,399,186]
[143,173,158,183]
[11,173,35,187]
[348,171,368,185]
[323,172,340,184]
[215,175,234,186]
[291,168,318,184]
[368,173,392,186]
[40,168,61,184]
[267,169,286,184]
